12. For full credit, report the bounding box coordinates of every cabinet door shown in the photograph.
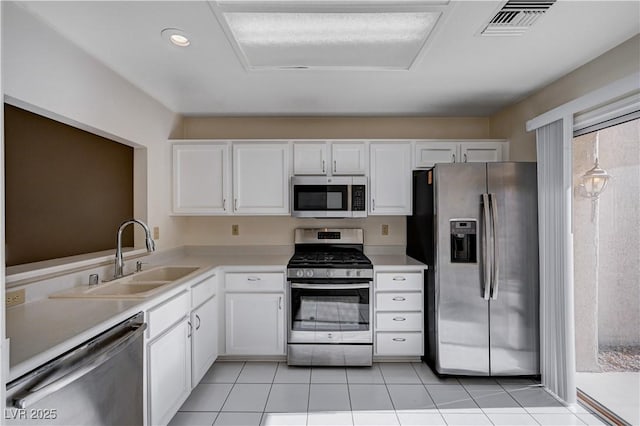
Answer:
[293,142,327,175]
[225,293,284,355]
[370,142,412,215]
[173,143,230,214]
[148,318,191,426]
[233,143,290,214]
[192,296,218,387]
[331,142,366,175]
[460,142,504,163]
[414,141,459,168]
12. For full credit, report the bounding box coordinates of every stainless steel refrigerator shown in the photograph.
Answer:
[407,162,539,376]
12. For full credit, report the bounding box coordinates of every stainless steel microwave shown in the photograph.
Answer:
[291,176,367,218]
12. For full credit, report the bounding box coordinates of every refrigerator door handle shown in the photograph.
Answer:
[482,193,491,300]
[490,193,500,299]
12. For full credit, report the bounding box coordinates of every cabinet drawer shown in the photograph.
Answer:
[376,292,422,311]
[376,272,422,291]
[147,290,190,339]
[191,273,217,308]
[225,272,284,291]
[376,332,423,356]
[376,312,422,331]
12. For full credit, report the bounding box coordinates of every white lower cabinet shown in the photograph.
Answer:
[374,270,424,357]
[147,317,191,426]
[225,292,285,355]
[191,295,218,386]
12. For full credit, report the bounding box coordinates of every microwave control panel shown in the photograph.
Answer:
[351,185,366,211]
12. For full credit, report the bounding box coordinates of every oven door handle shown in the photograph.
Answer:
[291,283,370,290]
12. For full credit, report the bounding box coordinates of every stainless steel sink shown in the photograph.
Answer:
[49,266,200,299]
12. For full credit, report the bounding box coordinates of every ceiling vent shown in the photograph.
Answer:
[481,0,556,36]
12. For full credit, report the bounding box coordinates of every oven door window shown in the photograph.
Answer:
[290,286,370,332]
[293,185,348,211]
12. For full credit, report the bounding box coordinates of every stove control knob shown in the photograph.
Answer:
[305,269,314,278]
[345,270,352,277]
[356,270,362,277]
[326,270,335,278]
[296,270,304,278]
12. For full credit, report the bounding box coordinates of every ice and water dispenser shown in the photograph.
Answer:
[450,220,477,263]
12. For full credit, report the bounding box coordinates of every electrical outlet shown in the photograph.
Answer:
[6,289,25,307]
[381,224,389,236]
[153,226,160,239]
[232,224,239,236]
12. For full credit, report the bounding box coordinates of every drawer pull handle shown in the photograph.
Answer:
[392,338,407,342]
[393,276,406,281]
[392,297,406,301]
[247,276,261,281]
[393,317,406,321]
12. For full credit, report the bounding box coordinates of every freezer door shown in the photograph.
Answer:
[487,162,540,375]
[434,163,490,375]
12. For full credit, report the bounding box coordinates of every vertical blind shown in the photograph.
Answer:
[535,119,577,403]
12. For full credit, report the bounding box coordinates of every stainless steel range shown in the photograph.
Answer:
[287,228,373,366]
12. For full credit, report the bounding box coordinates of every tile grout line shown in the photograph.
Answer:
[380,364,404,426]
[219,361,246,418]
[410,362,450,425]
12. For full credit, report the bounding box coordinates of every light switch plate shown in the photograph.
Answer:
[153,226,160,239]
[232,224,239,236]
[382,224,389,236]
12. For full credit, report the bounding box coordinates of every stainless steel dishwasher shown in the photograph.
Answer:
[5,312,146,426]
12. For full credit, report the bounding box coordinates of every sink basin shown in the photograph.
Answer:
[122,266,200,282]
[85,281,170,296]
[49,266,201,299]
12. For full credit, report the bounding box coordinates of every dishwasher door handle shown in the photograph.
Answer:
[13,322,147,409]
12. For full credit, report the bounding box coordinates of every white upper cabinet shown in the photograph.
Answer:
[233,142,290,215]
[331,142,366,175]
[459,141,505,163]
[415,140,507,168]
[414,141,458,168]
[370,142,412,215]
[293,142,327,175]
[173,142,230,214]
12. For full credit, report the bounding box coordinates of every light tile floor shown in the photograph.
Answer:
[170,362,607,426]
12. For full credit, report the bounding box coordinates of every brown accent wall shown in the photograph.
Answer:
[4,104,133,266]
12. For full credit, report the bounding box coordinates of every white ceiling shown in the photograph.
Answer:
[12,0,640,116]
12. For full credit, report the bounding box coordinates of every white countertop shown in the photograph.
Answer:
[368,255,426,268]
[6,247,424,381]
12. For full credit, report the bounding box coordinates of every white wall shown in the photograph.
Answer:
[2,2,181,251]
[490,35,640,161]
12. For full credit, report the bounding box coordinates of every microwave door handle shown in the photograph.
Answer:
[347,185,352,212]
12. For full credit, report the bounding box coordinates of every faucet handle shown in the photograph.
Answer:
[135,261,147,273]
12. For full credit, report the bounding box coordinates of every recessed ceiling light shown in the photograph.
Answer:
[161,28,191,47]
[225,12,436,46]
[220,11,441,70]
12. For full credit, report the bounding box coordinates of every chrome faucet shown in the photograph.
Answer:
[114,219,156,279]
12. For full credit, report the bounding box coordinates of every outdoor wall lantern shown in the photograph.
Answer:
[577,156,611,222]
